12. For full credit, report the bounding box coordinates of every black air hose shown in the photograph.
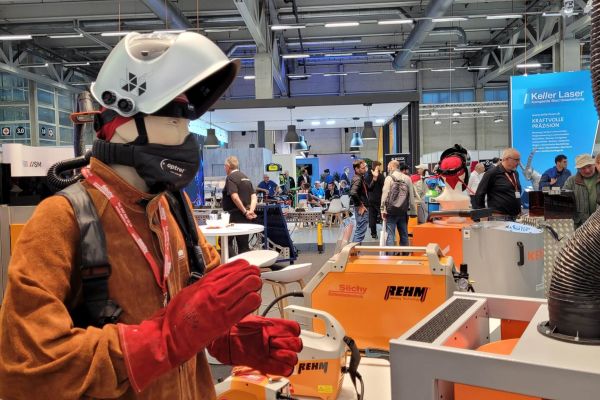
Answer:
[539,0,600,344]
[592,0,600,116]
[544,210,600,342]
[46,152,91,192]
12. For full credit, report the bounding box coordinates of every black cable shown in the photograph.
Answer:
[261,291,304,317]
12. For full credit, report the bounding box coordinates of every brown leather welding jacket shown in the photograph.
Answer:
[0,158,221,399]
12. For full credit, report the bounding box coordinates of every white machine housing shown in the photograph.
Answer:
[389,292,600,400]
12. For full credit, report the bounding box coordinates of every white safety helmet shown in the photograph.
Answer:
[91,32,239,118]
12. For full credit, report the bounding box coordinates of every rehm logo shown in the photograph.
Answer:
[384,286,429,302]
[297,361,329,374]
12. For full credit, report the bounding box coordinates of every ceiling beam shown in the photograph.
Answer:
[234,0,286,97]
[0,62,80,92]
[478,14,590,85]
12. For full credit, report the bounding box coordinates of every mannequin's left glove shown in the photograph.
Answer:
[207,315,303,377]
[117,259,262,392]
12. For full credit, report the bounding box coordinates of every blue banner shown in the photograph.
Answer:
[511,70,598,190]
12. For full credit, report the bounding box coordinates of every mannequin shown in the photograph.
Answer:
[0,31,302,400]
[109,115,190,192]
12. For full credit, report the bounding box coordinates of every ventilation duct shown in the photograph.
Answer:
[392,0,455,70]
[140,0,191,29]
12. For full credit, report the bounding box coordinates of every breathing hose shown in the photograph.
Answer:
[538,0,600,344]
[46,152,91,192]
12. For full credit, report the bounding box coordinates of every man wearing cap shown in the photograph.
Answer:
[474,148,522,220]
[411,163,428,199]
[563,154,600,228]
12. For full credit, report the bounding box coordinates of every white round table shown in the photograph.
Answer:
[199,223,264,263]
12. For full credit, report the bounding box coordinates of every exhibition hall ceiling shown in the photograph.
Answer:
[0,0,592,91]
[204,102,408,131]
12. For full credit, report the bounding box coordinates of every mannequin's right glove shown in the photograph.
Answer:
[117,259,262,392]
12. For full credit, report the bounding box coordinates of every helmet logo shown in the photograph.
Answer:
[121,71,147,96]
[160,159,185,176]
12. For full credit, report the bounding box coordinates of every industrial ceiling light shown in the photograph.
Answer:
[350,117,364,147]
[486,14,523,19]
[434,120,442,125]
[204,128,220,148]
[377,19,414,25]
[430,111,439,116]
[0,34,32,41]
[375,118,386,124]
[271,24,306,30]
[243,75,255,80]
[362,103,377,140]
[516,62,542,68]
[48,33,84,39]
[452,120,460,125]
[295,135,309,151]
[101,31,131,37]
[452,111,462,117]
[282,53,310,59]
[284,106,300,143]
[204,110,220,148]
[432,17,468,23]
[478,109,488,114]
[494,116,504,123]
[325,21,360,28]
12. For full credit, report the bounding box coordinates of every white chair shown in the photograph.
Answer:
[340,194,350,209]
[229,249,279,267]
[324,197,345,227]
[261,263,312,318]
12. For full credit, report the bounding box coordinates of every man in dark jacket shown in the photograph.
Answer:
[539,154,571,190]
[474,148,522,220]
[563,154,600,228]
[366,161,384,238]
[350,159,369,243]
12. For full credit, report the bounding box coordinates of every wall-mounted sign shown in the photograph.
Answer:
[40,126,46,136]
[266,163,282,172]
[1,127,10,136]
[48,128,54,138]
[15,126,25,135]
[511,70,599,189]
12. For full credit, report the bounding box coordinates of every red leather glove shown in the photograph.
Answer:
[118,259,262,392]
[207,315,303,377]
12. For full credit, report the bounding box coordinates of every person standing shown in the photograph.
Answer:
[539,154,572,190]
[473,148,522,220]
[281,170,295,195]
[366,161,384,239]
[381,160,417,246]
[349,159,369,243]
[340,167,351,185]
[563,154,600,228]
[222,156,257,254]
[468,163,486,207]
[411,164,428,199]
[297,168,311,188]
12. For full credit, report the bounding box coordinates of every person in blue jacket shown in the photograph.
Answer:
[539,154,572,190]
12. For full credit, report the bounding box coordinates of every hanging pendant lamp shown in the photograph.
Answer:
[294,135,308,151]
[361,103,377,140]
[284,106,300,143]
[204,110,220,148]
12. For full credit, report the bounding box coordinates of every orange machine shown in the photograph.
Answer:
[303,243,457,351]
[215,368,292,400]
